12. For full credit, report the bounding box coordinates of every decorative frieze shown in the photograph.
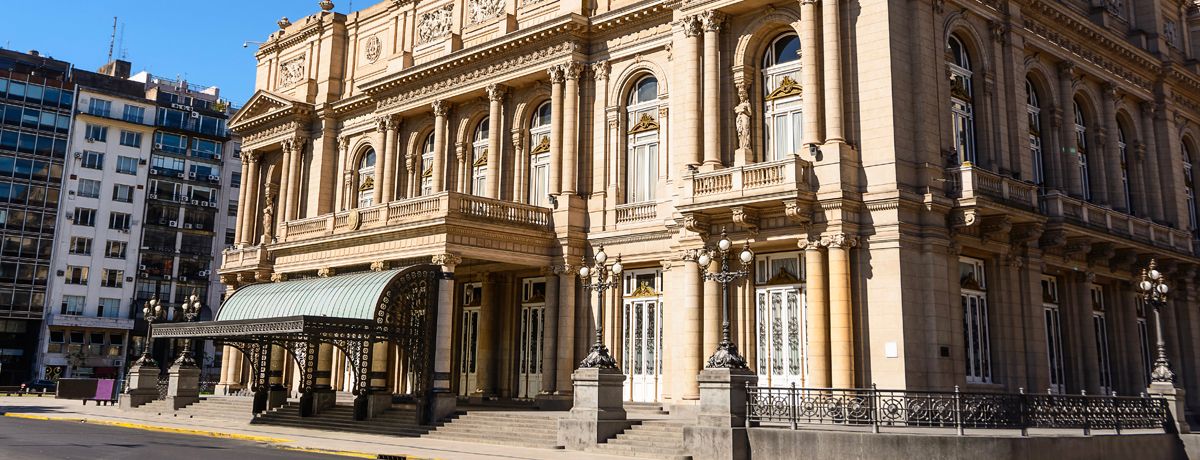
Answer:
[278,56,307,87]
[417,4,454,45]
[242,121,305,148]
[822,233,859,249]
[468,0,504,24]
[364,35,383,63]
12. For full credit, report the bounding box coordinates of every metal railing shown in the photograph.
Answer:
[747,384,1169,435]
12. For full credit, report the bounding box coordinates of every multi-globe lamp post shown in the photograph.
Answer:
[174,291,204,367]
[578,245,623,369]
[136,297,165,366]
[1136,259,1175,384]
[697,228,754,369]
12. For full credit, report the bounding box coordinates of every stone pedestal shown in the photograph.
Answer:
[558,367,633,450]
[166,363,201,410]
[430,391,457,423]
[683,368,758,460]
[267,384,287,410]
[535,393,573,411]
[119,362,161,409]
[312,388,336,415]
[214,383,243,396]
[367,392,392,419]
[1149,382,1191,434]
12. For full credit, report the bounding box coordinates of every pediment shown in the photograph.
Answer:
[229,90,310,129]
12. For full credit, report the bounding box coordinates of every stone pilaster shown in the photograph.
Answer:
[800,237,830,387]
[548,65,565,195]
[431,100,450,193]
[700,10,725,170]
[485,84,506,199]
[824,233,857,388]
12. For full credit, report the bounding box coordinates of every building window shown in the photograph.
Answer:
[225,228,236,246]
[421,134,435,197]
[231,172,241,188]
[1074,100,1092,201]
[61,295,85,315]
[1041,276,1066,394]
[471,118,488,195]
[959,257,991,383]
[112,184,134,203]
[122,105,145,124]
[73,208,97,227]
[119,130,142,148]
[101,269,124,288]
[105,240,127,259]
[80,150,104,170]
[64,266,88,285]
[191,138,222,160]
[948,35,976,165]
[1091,285,1112,394]
[1118,125,1132,213]
[98,298,121,319]
[106,333,123,356]
[108,212,131,231]
[153,132,187,155]
[85,124,108,142]
[1185,144,1197,233]
[228,200,237,217]
[76,178,101,198]
[762,33,803,162]
[1136,297,1152,387]
[626,76,659,204]
[356,148,376,208]
[87,98,111,118]
[69,236,92,255]
[1026,79,1045,187]
[48,330,65,353]
[116,156,138,175]
[528,101,552,206]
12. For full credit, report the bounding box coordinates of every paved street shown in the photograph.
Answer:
[0,416,339,460]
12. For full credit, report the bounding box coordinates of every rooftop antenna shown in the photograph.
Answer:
[107,16,117,62]
[117,22,127,60]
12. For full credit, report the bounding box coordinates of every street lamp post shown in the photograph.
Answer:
[1137,259,1174,384]
[698,228,754,369]
[135,297,164,366]
[578,245,623,369]
[174,291,203,367]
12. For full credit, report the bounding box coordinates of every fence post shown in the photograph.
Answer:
[1018,387,1028,437]
[1081,390,1091,436]
[1113,391,1121,435]
[790,382,798,430]
[871,383,880,434]
[954,385,964,436]
[745,381,752,428]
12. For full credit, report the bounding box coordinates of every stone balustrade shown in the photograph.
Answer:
[1040,191,1194,255]
[681,156,813,210]
[614,202,657,224]
[946,163,1039,210]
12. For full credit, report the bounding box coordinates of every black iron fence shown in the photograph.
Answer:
[154,376,221,399]
[746,384,1170,435]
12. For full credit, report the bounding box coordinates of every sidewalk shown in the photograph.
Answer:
[0,396,629,460]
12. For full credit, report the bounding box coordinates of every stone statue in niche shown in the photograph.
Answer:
[278,57,306,86]
[734,84,753,155]
[417,4,454,44]
[468,0,504,24]
[261,184,276,245]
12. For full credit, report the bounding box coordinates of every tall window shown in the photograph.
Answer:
[1185,144,1197,232]
[1074,100,1092,201]
[626,76,659,204]
[529,101,552,206]
[1118,125,1132,213]
[1091,285,1112,394]
[1136,297,1152,387]
[356,149,376,208]
[1042,276,1066,393]
[1027,79,1045,186]
[948,35,976,165]
[420,134,434,196]
[471,118,488,195]
[762,33,803,162]
[960,257,991,383]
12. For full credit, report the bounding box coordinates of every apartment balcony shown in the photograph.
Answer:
[678,156,817,218]
[46,314,134,330]
[945,163,1039,211]
[1040,191,1195,256]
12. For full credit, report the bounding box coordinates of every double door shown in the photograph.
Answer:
[755,285,806,387]
[516,302,544,399]
[622,269,663,402]
[458,306,480,397]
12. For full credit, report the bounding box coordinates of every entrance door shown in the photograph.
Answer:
[755,285,806,387]
[1041,276,1066,394]
[517,278,546,399]
[622,269,663,402]
[458,283,482,397]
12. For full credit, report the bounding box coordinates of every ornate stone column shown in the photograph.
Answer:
[474,273,497,398]
[701,11,725,170]
[1139,102,1165,221]
[681,249,703,401]
[486,84,506,199]
[216,345,235,394]
[431,253,461,422]
[267,344,287,409]
[373,116,389,204]
[382,118,401,203]
[539,267,561,400]
[282,136,307,221]
[800,238,830,387]
[562,62,582,194]
[800,0,822,146]
[235,152,251,243]
[549,65,566,195]
[277,145,293,226]
[822,0,845,143]
[240,150,262,245]
[703,277,720,357]
[825,233,856,388]
[431,100,450,193]
[591,62,610,199]
[1057,63,1083,197]
[555,263,578,394]
[1102,84,1123,210]
[679,15,703,167]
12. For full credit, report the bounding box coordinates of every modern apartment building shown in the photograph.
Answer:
[0,49,71,385]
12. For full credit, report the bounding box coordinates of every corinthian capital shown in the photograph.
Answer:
[700,10,725,33]
[244,149,262,164]
[486,83,508,102]
[562,62,582,81]
[432,253,462,268]
[821,233,859,249]
[678,15,702,37]
[591,61,610,81]
[548,65,566,84]
[432,100,451,117]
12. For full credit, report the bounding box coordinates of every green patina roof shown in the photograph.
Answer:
[217,269,404,321]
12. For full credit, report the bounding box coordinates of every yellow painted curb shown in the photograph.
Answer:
[2,412,291,444]
[275,445,380,458]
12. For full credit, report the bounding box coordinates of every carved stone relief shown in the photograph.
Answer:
[278,56,306,87]
[418,4,454,44]
[468,0,504,24]
[364,35,383,63]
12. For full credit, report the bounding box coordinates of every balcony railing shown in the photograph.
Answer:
[614,202,657,224]
[748,384,1168,435]
[47,314,135,330]
[681,156,813,209]
[221,244,269,271]
[945,163,1039,210]
[1040,191,1194,255]
[282,192,552,243]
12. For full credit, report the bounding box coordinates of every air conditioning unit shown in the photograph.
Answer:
[150,168,159,175]
[139,158,147,165]
[149,193,158,199]
[184,223,193,229]
[208,175,218,182]
[139,264,146,271]
[200,201,209,207]
[85,138,95,143]
[169,220,178,227]
[154,143,163,150]
[164,275,173,281]
[213,154,221,160]
[179,276,188,282]
[65,214,74,221]
[191,200,199,205]
[190,111,200,119]
[176,172,184,178]
[188,172,197,178]
[73,152,82,159]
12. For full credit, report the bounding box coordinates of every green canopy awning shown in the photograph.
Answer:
[217,268,406,321]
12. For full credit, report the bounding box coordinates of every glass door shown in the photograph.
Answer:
[622,269,662,402]
[517,278,546,399]
[458,283,481,397]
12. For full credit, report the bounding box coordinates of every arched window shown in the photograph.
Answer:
[356,148,376,208]
[1073,99,1091,201]
[1026,79,1045,186]
[528,101,552,206]
[471,118,488,195]
[1184,143,1197,232]
[948,35,976,165]
[420,133,434,196]
[626,76,660,204]
[762,33,803,162]
[1117,124,1132,213]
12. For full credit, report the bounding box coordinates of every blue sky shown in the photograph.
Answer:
[0,1,356,104]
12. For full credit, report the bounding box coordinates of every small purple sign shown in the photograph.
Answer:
[94,379,115,400]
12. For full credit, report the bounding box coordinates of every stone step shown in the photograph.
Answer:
[428,424,559,439]
[256,419,430,436]
[615,431,686,443]
[450,411,557,419]
[590,443,690,460]
[440,416,560,429]
[422,431,562,449]
[264,411,420,425]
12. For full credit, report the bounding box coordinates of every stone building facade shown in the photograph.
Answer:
[217,0,1200,420]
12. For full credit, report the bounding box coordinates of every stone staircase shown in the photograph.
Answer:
[423,410,563,449]
[589,419,692,460]
[131,396,257,422]
[252,403,431,437]
[624,401,669,418]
